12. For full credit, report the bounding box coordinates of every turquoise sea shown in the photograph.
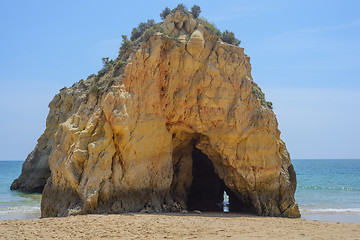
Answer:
[293,159,360,223]
[0,159,359,222]
[0,161,41,220]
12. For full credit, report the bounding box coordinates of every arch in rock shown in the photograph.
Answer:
[39,12,300,218]
[170,131,256,213]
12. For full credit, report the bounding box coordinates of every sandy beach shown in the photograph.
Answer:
[0,213,359,240]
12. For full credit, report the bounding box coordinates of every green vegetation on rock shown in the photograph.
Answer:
[191,5,201,18]
[221,30,241,46]
[89,84,100,95]
[102,57,113,68]
[251,83,273,109]
[85,4,243,99]
[173,4,187,12]
[198,17,222,37]
[160,7,171,20]
[119,35,132,56]
[130,19,155,41]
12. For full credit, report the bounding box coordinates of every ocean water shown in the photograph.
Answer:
[0,159,359,222]
[293,159,360,222]
[0,161,41,220]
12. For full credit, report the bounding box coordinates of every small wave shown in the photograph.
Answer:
[301,208,360,214]
[298,185,359,191]
[0,206,40,215]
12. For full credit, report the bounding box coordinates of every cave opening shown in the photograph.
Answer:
[186,147,245,213]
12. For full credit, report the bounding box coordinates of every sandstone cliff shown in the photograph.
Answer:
[11,84,88,192]
[13,11,300,218]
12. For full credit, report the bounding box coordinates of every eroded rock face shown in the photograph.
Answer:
[19,12,300,218]
[11,85,87,193]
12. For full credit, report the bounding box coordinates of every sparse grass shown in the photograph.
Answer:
[163,34,181,43]
[114,60,125,71]
[266,101,273,109]
[113,60,126,77]
[102,57,114,68]
[252,84,265,99]
[98,69,106,78]
[94,74,100,83]
[252,83,273,110]
[131,19,155,41]
[87,74,95,80]
[221,30,241,46]
[160,7,171,20]
[107,77,115,87]
[89,84,100,95]
[143,27,157,42]
[198,17,222,38]
[119,35,133,56]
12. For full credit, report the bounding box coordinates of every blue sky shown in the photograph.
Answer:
[0,0,359,160]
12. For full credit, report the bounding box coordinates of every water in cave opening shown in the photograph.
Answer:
[223,191,229,212]
[186,146,254,213]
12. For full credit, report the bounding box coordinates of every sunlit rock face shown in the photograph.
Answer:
[11,86,86,193]
[13,11,300,218]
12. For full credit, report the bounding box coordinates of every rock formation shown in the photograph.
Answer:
[13,10,300,218]
[11,86,86,193]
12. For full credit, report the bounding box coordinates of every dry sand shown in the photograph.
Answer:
[0,212,359,240]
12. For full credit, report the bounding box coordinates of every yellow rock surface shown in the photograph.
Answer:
[16,12,300,218]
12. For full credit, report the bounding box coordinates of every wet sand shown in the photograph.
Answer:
[0,212,359,239]
[302,213,360,223]
[0,211,41,221]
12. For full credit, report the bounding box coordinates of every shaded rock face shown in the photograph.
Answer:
[15,12,300,218]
